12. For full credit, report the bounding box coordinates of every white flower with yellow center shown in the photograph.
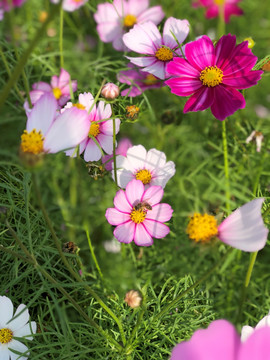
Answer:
[0,296,36,359]
[112,145,175,189]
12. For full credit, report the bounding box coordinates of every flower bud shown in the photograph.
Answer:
[124,290,142,308]
[243,37,255,49]
[101,83,120,100]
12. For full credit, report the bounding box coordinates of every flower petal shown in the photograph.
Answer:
[115,169,135,189]
[141,185,164,206]
[126,145,147,171]
[113,189,132,212]
[97,134,113,155]
[125,179,145,206]
[136,5,164,24]
[8,304,29,331]
[183,86,214,113]
[215,34,236,70]
[238,327,270,360]
[185,35,215,71]
[165,77,202,96]
[143,219,170,238]
[0,296,14,327]
[166,57,200,78]
[83,139,102,161]
[126,56,157,68]
[134,223,153,246]
[223,71,263,90]
[163,17,189,49]
[142,61,166,80]
[105,208,131,226]
[8,339,29,358]
[144,148,166,170]
[114,221,135,244]
[151,161,176,188]
[14,321,36,340]
[145,203,173,222]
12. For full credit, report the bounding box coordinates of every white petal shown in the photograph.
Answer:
[97,101,112,120]
[0,296,14,327]
[241,325,255,342]
[145,148,166,170]
[125,56,157,68]
[115,169,134,189]
[163,17,190,49]
[8,339,29,358]
[0,348,11,360]
[97,134,113,155]
[14,321,37,340]
[126,145,147,172]
[256,313,270,329]
[83,139,102,161]
[8,304,29,332]
[151,161,176,188]
[78,92,95,112]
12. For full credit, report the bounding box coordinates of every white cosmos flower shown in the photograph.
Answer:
[112,144,175,189]
[0,296,36,360]
[241,311,270,342]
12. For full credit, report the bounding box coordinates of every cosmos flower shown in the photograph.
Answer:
[112,145,176,189]
[0,0,26,20]
[246,130,264,152]
[117,64,162,97]
[123,17,190,80]
[102,137,132,171]
[105,179,173,246]
[165,34,263,120]
[193,0,243,23]
[186,198,269,252]
[94,0,164,52]
[241,311,270,342]
[50,0,88,11]
[0,295,36,360]
[64,92,121,162]
[20,93,90,155]
[170,319,270,360]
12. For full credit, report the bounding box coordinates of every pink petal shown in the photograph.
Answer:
[238,327,270,360]
[126,56,157,68]
[218,198,268,252]
[97,101,112,121]
[163,17,190,49]
[143,219,170,238]
[32,81,51,92]
[96,22,122,43]
[114,221,135,244]
[105,208,130,226]
[83,139,102,161]
[185,36,215,71]
[113,189,132,212]
[97,133,113,155]
[205,5,219,19]
[136,5,164,24]
[125,179,145,206]
[134,223,153,246]
[142,185,164,206]
[142,61,166,80]
[57,68,70,89]
[183,86,214,113]
[215,34,236,70]
[101,118,121,136]
[223,71,263,90]
[94,3,119,24]
[166,57,200,78]
[224,4,243,23]
[28,90,46,107]
[126,0,149,16]
[145,203,173,222]
[166,77,202,96]
[78,92,95,112]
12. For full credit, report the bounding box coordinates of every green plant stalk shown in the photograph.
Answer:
[32,173,127,346]
[222,120,231,214]
[59,6,64,68]
[112,105,118,188]
[218,4,225,38]
[0,244,35,264]
[126,306,147,348]
[6,220,34,261]
[85,226,103,279]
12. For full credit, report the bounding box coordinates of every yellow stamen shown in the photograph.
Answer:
[126,105,140,120]
[144,74,158,85]
[186,213,218,243]
[123,14,137,28]
[200,66,223,87]
[89,122,100,138]
[136,169,152,185]
[73,103,86,110]
[155,46,173,62]
[21,129,44,154]
[214,0,225,5]
[52,87,62,100]
[130,209,146,224]
[0,328,13,344]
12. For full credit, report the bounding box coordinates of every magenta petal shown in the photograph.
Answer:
[143,219,170,239]
[183,86,214,113]
[134,223,153,246]
[166,77,202,96]
[113,189,132,213]
[114,221,135,244]
[171,320,241,360]
[224,4,244,23]
[218,198,268,252]
[166,57,200,78]
[125,179,145,206]
[215,34,236,70]
[146,203,173,222]
[185,36,215,71]
[105,208,130,226]
[223,71,263,89]
[141,185,164,206]
[238,327,270,360]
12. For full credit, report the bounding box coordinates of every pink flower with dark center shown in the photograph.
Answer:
[102,137,132,171]
[170,319,270,360]
[165,34,263,121]
[105,179,173,246]
[94,0,164,52]
[123,17,190,80]
[193,0,243,23]
[50,0,88,11]
[117,64,162,97]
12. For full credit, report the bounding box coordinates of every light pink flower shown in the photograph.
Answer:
[50,0,88,11]
[102,137,132,171]
[241,311,270,342]
[101,82,120,100]
[123,17,190,80]
[170,319,270,360]
[246,130,264,152]
[193,0,243,23]
[94,0,164,52]
[105,179,173,246]
[0,0,26,20]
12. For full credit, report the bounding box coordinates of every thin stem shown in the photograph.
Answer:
[222,120,231,214]
[59,6,64,68]
[217,4,225,38]
[112,105,118,188]
[85,226,103,279]
[0,244,34,264]
[5,220,34,261]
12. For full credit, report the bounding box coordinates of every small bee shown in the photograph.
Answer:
[134,201,152,212]
[62,241,78,254]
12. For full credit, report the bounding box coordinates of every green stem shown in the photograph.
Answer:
[112,105,118,188]
[85,225,103,279]
[5,220,34,261]
[217,4,226,38]
[222,120,231,214]
[59,6,64,68]
[0,244,35,264]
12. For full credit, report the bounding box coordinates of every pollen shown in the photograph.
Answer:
[186,213,218,243]
[130,208,146,224]
[135,169,152,185]
[21,129,44,154]
[123,14,137,28]
[144,74,158,85]
[126,105,140,120]
[155,46,173,62]
[52,87,62,100]
[73,103,86,110]
[0,328,13,344]
[214,0,225,5]
[200,66,223,87]
[89,122,100,138]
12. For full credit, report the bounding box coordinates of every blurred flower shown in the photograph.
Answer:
[103,238,121,253]
[126,105,140,120]
[21,93,89,155]
[0,295,36,359]
[50,0,88,11]
[38,10,48,23]
[105,179,173,246]
[94,0,164,52]
[118,64,162,97]
[123,17,190,80]
[170,319,270,360]
[187,198,268,252]
[124,290,142,308]
[112,144,176,189]
[166,34,263,121]
[246,130,264,152]
[102,137,132,171]
[254,105,269,118]
[192,0,243,23]
[241,311,270,342]
[0,0,26,21]
[101,83,120,100]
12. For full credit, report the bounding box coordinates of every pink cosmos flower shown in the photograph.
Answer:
[241,311,270,342]
[165,34,263,121]
[0,0,26,20]
[25,68,77,112]
[105,179,173,246]
[123,17,190,80]
[50,0,88,11]
[170,319,270,360]
[20,93,89,155]
[117,64,162,97]
[102,137,132,171]
[193,0,243,23]
[65,92,121,162]
[94,0,164,52]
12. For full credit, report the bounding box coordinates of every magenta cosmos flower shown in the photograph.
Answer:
[105,179,173,246]
[170,319,270,360]
[193,0,243,23]
[20,93,89,155]
[0,0,26,20]
[50,0,88,12]
[118,64,162,97]
[187,198,268,252]
[102,137,132,171]
[165,34,263,121]
[65,92,121,162]
[94,0,164,52]
[123,17,190,80]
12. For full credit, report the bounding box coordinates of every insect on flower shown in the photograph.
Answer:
[134,201,152,212]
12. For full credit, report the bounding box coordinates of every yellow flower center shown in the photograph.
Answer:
[135,169,152,185]
[130,208,146,224]
[21,129,44,154]
[73,103,86,110]
[123,14,137,28]
[126,105,140,120]
[214,0,225,5]
[155,46,173,62]
[144,74,158,85]
[88,122,100,138]
[52,87,62,100]
[0,328,13,344]
[186,213,218,243]
[200,66,223,87]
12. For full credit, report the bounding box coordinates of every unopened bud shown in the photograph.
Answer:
[101,83,120,100]
[244,37,255,49]
[124,290,142,308]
